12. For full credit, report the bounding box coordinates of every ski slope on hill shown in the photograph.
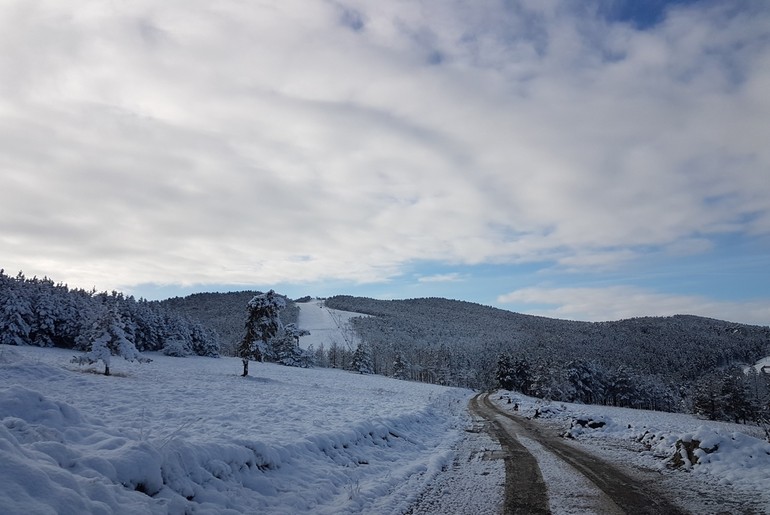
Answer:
[295,299,367,351]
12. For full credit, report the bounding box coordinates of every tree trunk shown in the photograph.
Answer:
[242,359,249,377]
[104,364,111,376]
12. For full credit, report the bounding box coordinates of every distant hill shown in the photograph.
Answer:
[325,295,770,381]
[323,296,770,411]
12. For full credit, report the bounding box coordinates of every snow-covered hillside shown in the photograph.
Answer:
[0,345,473,514]
[295,299,366,351]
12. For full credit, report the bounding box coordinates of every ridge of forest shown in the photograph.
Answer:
[323,296,770,419]
[325,295,770,382]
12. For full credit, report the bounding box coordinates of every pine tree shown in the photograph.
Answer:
[393,351,410,380]
[0,289,32,346]
[237,290,285,377]
[496,354,514,390]
[720,370,755,424]
[693,373,723,420]
[272,323,311,367]
[71,305,146,375]
[351,343,374,374]
[511,357,532,395]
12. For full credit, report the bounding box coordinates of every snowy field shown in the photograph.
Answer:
[0,345,473,514]
[492,392,770,514]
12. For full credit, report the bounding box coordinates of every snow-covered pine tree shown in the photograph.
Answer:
[0,286,32,346]
[190,321,220,357]
[496,354,514,390]
[71,304,147,375]
[720,369,755,424]
[693,373,723,420]
[351,343,374,374]
[272,323,311,367]
[565,360,607,405]
[393,351,410,380]
[511,357,532,395]
[237,290,285,377]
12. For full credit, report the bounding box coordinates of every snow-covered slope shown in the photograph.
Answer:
[0,343,470,514]
[295,299,367,350]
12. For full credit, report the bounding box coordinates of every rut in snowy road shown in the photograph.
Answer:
[471,393,688,515]
[469,394,549,514]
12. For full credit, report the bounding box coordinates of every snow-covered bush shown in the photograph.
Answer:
[71,306,148,375]
[162,338,193,357]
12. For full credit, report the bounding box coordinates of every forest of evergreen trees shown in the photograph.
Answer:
[0,270,219,357]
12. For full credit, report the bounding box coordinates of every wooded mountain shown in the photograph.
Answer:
[325,295,770,383]
[322,296,770,417]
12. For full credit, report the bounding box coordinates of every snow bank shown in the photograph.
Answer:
[1,347,469,514]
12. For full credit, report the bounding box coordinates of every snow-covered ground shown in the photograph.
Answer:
[492,392,770,514]
[0,345,475,514]
[295,299,366,351]
[3,292,768,515]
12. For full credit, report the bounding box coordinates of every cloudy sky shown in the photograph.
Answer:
[2,0,769,324]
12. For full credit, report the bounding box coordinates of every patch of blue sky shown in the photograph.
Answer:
[597,0,704,30]
[537,234,770,302]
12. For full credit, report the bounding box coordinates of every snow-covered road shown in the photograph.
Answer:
[474,393,683,514]
[487,392,770,514]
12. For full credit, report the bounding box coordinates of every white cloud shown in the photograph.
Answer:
[0,0,769,294]
[498,285,770,326]
[417,272,464,283]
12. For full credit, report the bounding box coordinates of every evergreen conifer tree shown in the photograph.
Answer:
[71,305,146,375]
[393,351,410,380]
[237,290,285,377]
[272,323,311,367]
[351,343,374,374]
[496,354,514,390]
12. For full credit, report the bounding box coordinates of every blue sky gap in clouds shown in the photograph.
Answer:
[0,0,768,325]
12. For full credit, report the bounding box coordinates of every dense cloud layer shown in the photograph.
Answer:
[1,0,768,322]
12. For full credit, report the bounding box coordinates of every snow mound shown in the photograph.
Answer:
[643,426,770,484]
[0,386,166,514]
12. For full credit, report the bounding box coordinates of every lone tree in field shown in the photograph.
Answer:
[237,290,285,377]
[71,304,147,375]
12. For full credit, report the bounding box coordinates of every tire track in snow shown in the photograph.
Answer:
[470,394,550,514]
[475,393,688,515]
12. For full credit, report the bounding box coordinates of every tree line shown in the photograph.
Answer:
[0,270,220,364]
